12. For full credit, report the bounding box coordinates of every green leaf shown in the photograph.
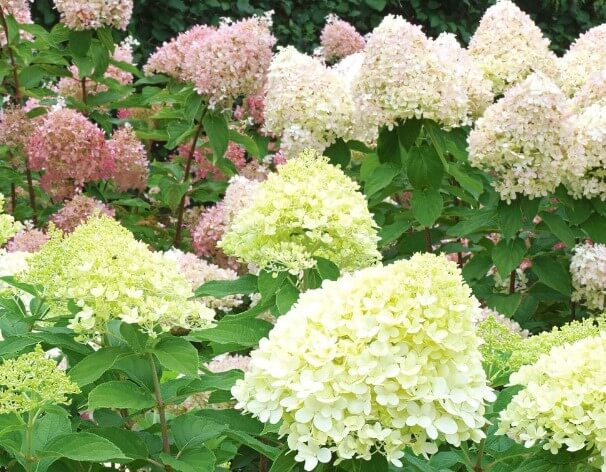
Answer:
[96,27,115,53]
[269,448,298,472]
[171,414,227,451]
[228,129,260,157]
[154,337,199,376]
[189,316,272,348]
[462,253,492,282]
[325,138,351,168]
[258,270,287,300]
[410,189,443,227]
[365,0,387,11]
[492,239,527,278]
[43,432,128,462]
[224,430,280,460]
[447,164,483,199]
[364,163,399,197]
[379,215,412,247]
[376,126,401,165]
[498,200,523,240]
[276,284,300,315]
[582,213,606,243]
[531,256,572,296]
[88,381,155,410]
[203,111,229,163]
[195,274,258,298]
[407,145,444,190]
[90,428,149,461]
[397,118,422,152]
[68,30,93,58]
[18,65,45,89]
[540,212,575,248]
[160,448,215,472]
[423,119,447,161]
[447,208,496,237]
[492,385,524,414]
[316,257,340,281]
[69,347,127,387]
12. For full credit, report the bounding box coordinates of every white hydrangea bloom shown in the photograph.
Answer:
[570,243,606,311]
[498,333,606,471]
[571,70,606,111]
[468,0,558,95]
[0,250,30,294]
[353,15,474,130]
[563,104,606,200]
[559,24,606,97]
[233,253,494,470]
[468,72,571,201]
[263,46,355,157]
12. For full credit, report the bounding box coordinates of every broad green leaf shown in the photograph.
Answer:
[269,448,298,472]
[203,111,229,163]
[171,414,227,451]
[582,214,606,243]
[160,448,215,472]
[531,256,572,296]
[379,215,412,247]
[447,164,483,199]
[228,129,260,157]
[68,30,93,57]
[397,118,422,152]
[69,347,127,386]
[324,138,351,168]
[410,189,443,227]
[189,316,272,348]
[88,380,155,410]
[258,270,287,300]
[364,164,399,197]
[195,274,258,298]
[498,199,523,240]
[89,428,149,461]
[376,126,401,165]
[153,337,199,376]
[540,212,575,248]
[276,284,300,315]
[315,257,340,281]
[406,145,444,190]
[43,432,128,462]
[492,239,527,278]
[225,430,280,460]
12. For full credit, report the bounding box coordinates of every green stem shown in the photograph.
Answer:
[424,227,432,253]
[24,409,40,471]
[459,442,476,472]
[80,78,88,105]
[147,354,172,472]
[173,117,206,247]
[474,438,485,472]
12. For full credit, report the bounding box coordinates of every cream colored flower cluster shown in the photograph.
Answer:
[0,193,22,247]
[468,73,570,201]
[558,25,606,97]
[353,15,491,130]
[233,254,494,470]
[498,333,606,471]
[219,149,381,276]
[0,249,30,294]
[21,216,214,340]
[263,46,355,156]
[571,70,606,111]
[571,243,606,311]
[468,0,558,96]
[0,345,80,414]
[52,0,133,30]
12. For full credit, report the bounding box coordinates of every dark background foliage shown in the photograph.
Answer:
[31,0,606,60]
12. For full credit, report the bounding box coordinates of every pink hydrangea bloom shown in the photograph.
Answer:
[0,0,33,45]
[0,105,35,153]
[27,108,114,200]
[49,194,115,233]
[234,93,265,126]
[144,25,215,79]
[107,124,148,192]
[192,176,259,270]
[271,150,287,166]
[7,228,48,253]
[320,14,365,62]
[52,0,133,30]
[207,354,251,373]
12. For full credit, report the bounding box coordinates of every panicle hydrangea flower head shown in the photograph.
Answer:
[0,0,33,45]
[52,0,133,30]
[107,124,149,192]
[22,215,215,341]
[319,14,365,62]
[571,70,606,111]
[508,317,605,372]
[468,72,570,202]
[0,249,30,294]
[0,345,80,414]
[0,193,22,247]
[7,228,48,253]
[183,141,247,181]
[144,25,215,79]
[234,93,265,127]
[468,0,558,96]
[498,332,606,469]
[219,149,381,276]
[183,13,276,106]
[50,194,115,234]
[558,24,606,97]
[571,243,606,310]
[563,104,606,200]
[264,46,355,157]
[192,176,260,270]
[0,105,35,154]
[353,15,476,130]
[26,108,115,201]
[432,33,493,120]
[233,253,495,469]
[162,248,243,312]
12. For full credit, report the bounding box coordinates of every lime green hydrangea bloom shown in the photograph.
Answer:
[498,332,606,471]
[0,193,22,247]
[21,215,214,340]
[0,345,80,414]
[219,149,381,275]
[233,253,494,470]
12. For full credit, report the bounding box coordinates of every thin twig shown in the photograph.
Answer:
[148,354,173,472]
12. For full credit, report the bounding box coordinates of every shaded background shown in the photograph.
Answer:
[31,0,606,59]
